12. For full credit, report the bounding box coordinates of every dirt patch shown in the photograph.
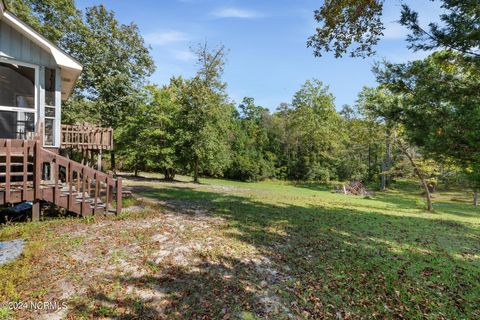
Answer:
[13,184,291,319]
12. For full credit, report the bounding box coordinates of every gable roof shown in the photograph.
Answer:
[0,0,82,100]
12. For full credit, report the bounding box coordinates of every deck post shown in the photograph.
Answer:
[116,178,122,215]
[32,201,40,222]
[97,151,102,172]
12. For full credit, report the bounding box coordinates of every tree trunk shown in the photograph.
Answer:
[398,143,433,211]
[134,167,139,177]
[110,151,116,176]
[474,190,478,208]
[164,168,175,181]
[97,151,102,172]
[380,163,387,191]
[368,144,372,180]
[193,157,199,183]
[380,129,391,191]
[419,175,433,211]
[164,168,172,180]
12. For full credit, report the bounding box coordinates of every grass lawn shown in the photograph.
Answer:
[0,174,479,319]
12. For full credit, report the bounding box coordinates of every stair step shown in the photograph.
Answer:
[76,198,104,204]
[0,139,121,216]
[0,163,34,166]
[0,153,29,157]
[77,199,93,204]
[0,182,33,187]
[0,172,33,177]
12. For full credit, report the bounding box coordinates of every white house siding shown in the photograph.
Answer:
[0,20,56,69]
[0,20,62,147]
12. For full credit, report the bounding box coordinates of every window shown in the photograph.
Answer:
[45,68,56,106]
[0,111,16,139]
[44,68,56,145]
[0,62,35,108]
[0,61,36,139]
[16,112,35,139]
[44,118,55,146]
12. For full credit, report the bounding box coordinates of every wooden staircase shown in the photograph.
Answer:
[0,138,122,220]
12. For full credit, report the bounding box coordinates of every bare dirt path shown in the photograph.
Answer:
[17,181,291,319]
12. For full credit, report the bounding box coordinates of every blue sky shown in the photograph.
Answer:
[75,0,442,111]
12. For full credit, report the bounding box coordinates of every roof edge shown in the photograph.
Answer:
[1,4,83,71]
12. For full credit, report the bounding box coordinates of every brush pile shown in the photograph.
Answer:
[335,180,370,196]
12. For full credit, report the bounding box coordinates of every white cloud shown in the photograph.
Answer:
[172,50,196,62]
[144,31,189,46]
[383,49,435,63]
[212,8,261,19]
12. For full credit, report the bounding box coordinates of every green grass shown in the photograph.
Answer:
[125,174,480,318]
[1,174,479,319]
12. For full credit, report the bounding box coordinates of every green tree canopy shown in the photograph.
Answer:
[308,0,480,58]
[176,44,234,182]
[5,0,81,44]
[374,51,480,165]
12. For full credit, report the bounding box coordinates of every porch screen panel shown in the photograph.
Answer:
[44,118,54,146]
[0,62,35,108]
[44,68,56,146]
[0,111,17,139]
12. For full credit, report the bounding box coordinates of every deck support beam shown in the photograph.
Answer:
[32,201,40,222]
[97,151,102,172]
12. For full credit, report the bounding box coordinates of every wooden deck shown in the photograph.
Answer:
[61,125,114,151]
[0,138,122,220]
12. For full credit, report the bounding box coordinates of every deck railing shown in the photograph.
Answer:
[0,138,122,219]
[40,147,122,216]
[0,139,36,204]
[61,125,113,151]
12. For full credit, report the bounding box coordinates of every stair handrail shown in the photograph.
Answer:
[39,147,122,215]
[1,123,122,218]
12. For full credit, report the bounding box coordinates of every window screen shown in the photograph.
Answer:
[45,118,55,146]
[45,68,56,106]
[0,111,17,139]
[0,62,35,108]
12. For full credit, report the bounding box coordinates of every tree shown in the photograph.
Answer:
[373,51,480,206]
[307,0,384,58]
[73,6,155,126]
[358,86,436,210]
[357,87,403,189]
[4,0,81,45]
[176,44,234,183]
[464,164,480,207]
[374,52,480,163]
[338,105,385,182]
[286,80,342,181]
[308,0,480,58]
[226,97,275,181]
[65,5,155,172]
[116,84,180,179]
[6,1,156,174]
[395,136,435,211]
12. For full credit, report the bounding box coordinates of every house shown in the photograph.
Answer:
[0,0,122,220]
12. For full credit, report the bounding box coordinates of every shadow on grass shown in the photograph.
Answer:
[292,180,426,212]
[290,182,332,192]
[372,189,480,218]
[72,184,480,319]
[119,173,189,185]
[74,256,279,319]
[0,202,78,224]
